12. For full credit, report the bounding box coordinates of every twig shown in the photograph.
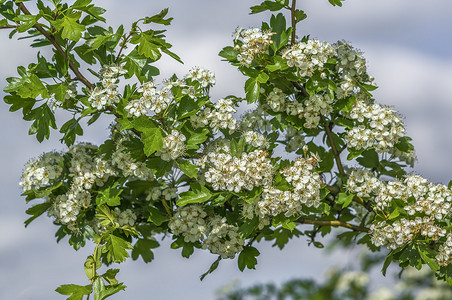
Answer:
[15,2,94,90]
[296,217,370,232]
[321,115,345,176]
[290,0,297,45]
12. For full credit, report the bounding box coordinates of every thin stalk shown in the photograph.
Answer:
[296,217,370,232]
[291,0,297,45]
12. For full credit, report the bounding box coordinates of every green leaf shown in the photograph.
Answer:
[395,136,414,153]
[142,127,164,156]
[239,217,259,238]
[294,9,307,22]
[238,246,260,271]
[328,0,345,7]
[177,182,212,206]
[101,269,119,286]
[250,1,284,14]
[270,13,286,48]
[93,278,126,300]
[103,234,132,263]
[256,72,269,84]
[147,157,173,177]
[161,47,183,64]
[272,227,302,250]
[5,72,48,99]
[96,184,123,207]
[200,256,222,281]
[16,14,40,33]
[55,284,92,300]
[24,103,57,142]
[336,192,354,208]
[53,12,86,42]
[84,255,100,280]
[132,31,162,61]
[218,46,239,62]
[176,96,199,120]
[60,118,83,146]
[48,83,68,102]
[418,245,440,272]
[184,126,210,150]
[147,206,170,226]
[239,186,262,204]
[97,139,116,159]
[131,238,159,263]
[143,8,173,25]
[177,159,198,178]
[170,236,198,258]
[4,94,35,116]
[24,202,51,227]
[123,48,160,82]
[357,149,379,169]
[245,78,260,104]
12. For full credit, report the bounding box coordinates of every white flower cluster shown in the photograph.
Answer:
[264,88,334,129]
[20,152,63,192]
[114,208,137,227]
[156,130,186,161]
[254,156,322,217]
[301,94,334,128]
[266,87,286,112]
[347,170,452,216]
[347,169,452,258]
[436,233,452,266]
[345,100,407,153]
[125,81,173,117]
[239,106,272,132]
[199,147,274,193]
[203,215,244,259]
[243,130,268,148]
[168,205,244,259]
[169,205,208,243]
[112,141,154,180]
[370,217,446,250]
[124,67,215,118]
[336,41,368,79]
[186,67,216,88]
[88,64,125,109]
[48,192,91,227]
[69,144,117,191]
[146,186,178,201]
[282,39,336,77]
[192,98,238,133]
[284,124,305,153]
[234,28,274,66]
[47,144,118,229]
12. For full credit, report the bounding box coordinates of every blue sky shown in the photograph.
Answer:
[1,0,452,299]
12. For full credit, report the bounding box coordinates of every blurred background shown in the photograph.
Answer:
[1,0,452,299]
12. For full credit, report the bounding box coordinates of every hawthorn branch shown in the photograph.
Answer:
[296,217,370,232]
[290,0,297,45]
[15,1,94,90]
[292,81,309,97]
[321,115,345,176]
[14,2,146,138]
[0,25,19,29]
[325,185,374,213]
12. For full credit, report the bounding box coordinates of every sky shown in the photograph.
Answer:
[1,0,452,299]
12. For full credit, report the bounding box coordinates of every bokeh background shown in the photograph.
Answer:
[1,0,452,298]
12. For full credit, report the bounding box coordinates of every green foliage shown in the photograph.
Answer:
[177,182,212,206]
[103,234,133,263]
[238,246,260,271]
[3,0,451,298]
[55,284,92,300]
